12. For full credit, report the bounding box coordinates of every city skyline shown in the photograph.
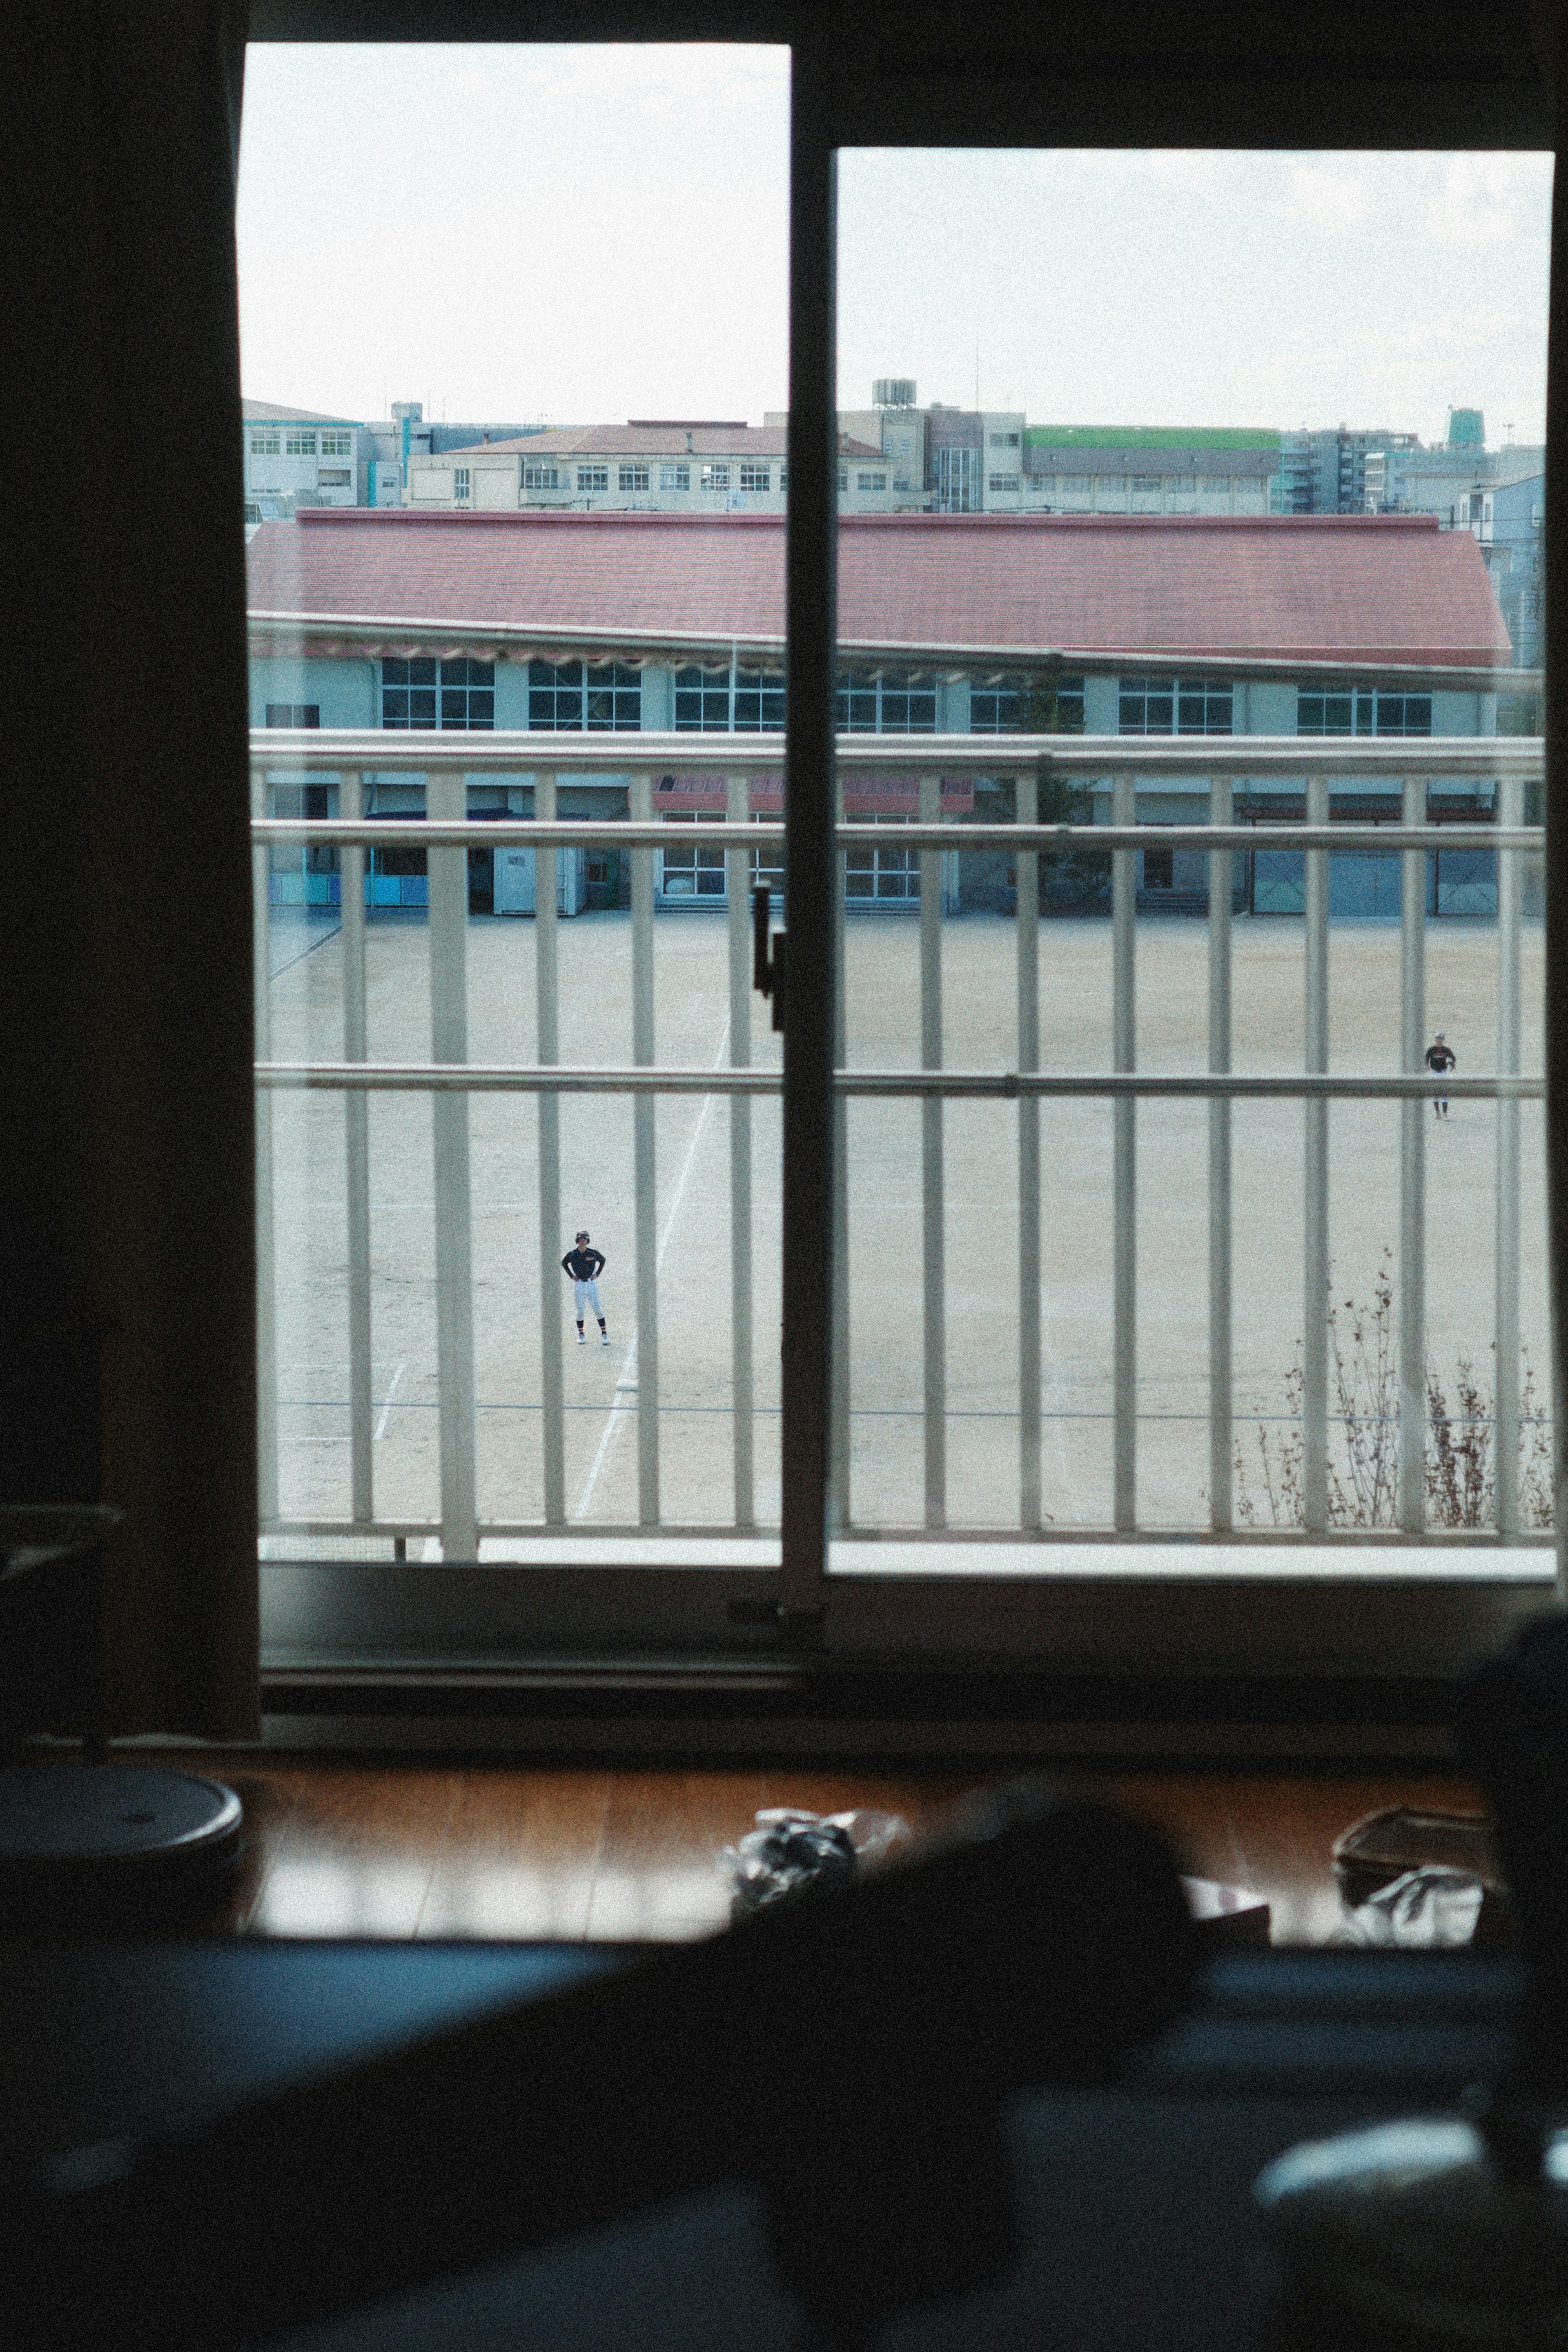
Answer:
[238,47,1551,446]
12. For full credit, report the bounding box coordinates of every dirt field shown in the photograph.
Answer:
[263,905,1548,1546]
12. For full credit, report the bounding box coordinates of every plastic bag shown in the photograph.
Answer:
[1333,1863,1486,1949]
[722,1807,913,1920]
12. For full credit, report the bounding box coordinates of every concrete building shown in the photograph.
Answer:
[817,391,1281,516]
[247,507,1510,922]
[406,422,894,515]
[1458,470,1544,670]
[358,401,546,511]
[243,400,363,530]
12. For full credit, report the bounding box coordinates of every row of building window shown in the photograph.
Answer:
[249,428,354,459]
[368,662,1436,737]
[506,461,785,497]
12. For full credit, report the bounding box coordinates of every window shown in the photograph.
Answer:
[1142,842,1175,889]
[1297,686,1433,737]
[382,657,492,729]
[618,463,650,491]
[577,465,609,492]
[320,430,353,457]
[528,659,640,729]
[987,473,1019,492]
[453,468,471,501]
[858,470,887,491]
[437,656,494,728]
[249,428,281,456]
[1200,475,1233,494]
[674,664,732,728]
[380,656,437,729]
[318,468,351,486]
[264,703,320,728]
[658,813,727,897]
[835,666,937,732]
[1131,474,1162,493]
[778,467,787,490]
[734,665,786,729]
[969,674,1086,733]
[285,429,317,456]
[673,661,786,730]
[844,823,920,901]
[738,462,771,491]
[988,430,1020,448]
[701,463,731,490]
[660,463,690,491]
[1118,675,1233,734]
[523,463,560,490]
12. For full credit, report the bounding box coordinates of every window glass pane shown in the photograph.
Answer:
[241,44,789,1563]
[835,146,1551,1546]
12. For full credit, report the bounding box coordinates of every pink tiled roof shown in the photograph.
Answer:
[438,424,883,459]
[246,510,1511,670]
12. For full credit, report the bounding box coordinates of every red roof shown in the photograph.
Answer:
[246,509,1511,671]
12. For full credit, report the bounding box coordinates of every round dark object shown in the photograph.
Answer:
[0,1765,243,1927]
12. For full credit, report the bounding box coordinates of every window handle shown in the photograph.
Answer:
[752,886,785,1031]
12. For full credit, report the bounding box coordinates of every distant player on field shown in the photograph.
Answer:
[1424,1032,1456,1120]
[563,1230,609,1345]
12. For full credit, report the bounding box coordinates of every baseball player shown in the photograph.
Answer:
[562,1230,609,1345]
[1424,1032,1456,1120]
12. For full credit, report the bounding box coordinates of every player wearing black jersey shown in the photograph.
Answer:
[562,1231,608,1345]
[1424,1033,1456,1118]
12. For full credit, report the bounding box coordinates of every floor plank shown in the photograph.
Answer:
[123,1755,1488,1945]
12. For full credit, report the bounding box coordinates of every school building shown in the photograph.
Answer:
[246,506,1512,920]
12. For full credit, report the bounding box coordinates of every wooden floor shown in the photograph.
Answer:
[143,1756,1487,1945]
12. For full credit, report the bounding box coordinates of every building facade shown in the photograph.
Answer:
[243,400,363,530]
[406,422,894,515]
[248,507,1511,920]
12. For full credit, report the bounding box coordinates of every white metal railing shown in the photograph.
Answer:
[251,728,1546,1559]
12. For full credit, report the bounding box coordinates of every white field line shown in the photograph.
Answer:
[373,1358,407,1441]
[572,1017,731,1523]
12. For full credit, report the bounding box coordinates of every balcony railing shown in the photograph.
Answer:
[252,727,1546,1563]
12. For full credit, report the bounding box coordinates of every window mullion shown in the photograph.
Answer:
[779,34,836,1623]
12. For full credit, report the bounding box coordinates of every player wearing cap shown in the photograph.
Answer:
[1424,1033,1456,1120]
[562,1231,608,1345]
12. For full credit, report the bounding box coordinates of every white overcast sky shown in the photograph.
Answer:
[237,45,1552,446]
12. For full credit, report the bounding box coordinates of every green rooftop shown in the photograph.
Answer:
[1022,425,1282,451]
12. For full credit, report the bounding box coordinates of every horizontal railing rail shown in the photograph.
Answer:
[251,731,1548,1562]
[251,725,1543,780]
[256,1063,1544,1101]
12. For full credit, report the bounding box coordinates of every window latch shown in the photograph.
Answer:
[752,886,785,1031]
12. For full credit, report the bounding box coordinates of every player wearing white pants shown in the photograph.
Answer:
[562,1231,609,1345]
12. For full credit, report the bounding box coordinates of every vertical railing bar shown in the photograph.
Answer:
[427,767,478,1561]
[726,770,755,1529]
[251,762,278,1530]
[630,769,659,1527]
[1399,773,1428,1532]
[1112,771,1136,1533]
[920,766,947,1530]
[1495,770,1523,1537]
[341,768,374,1528]
[1208,771,1233,1533]
[536,772,565,1526]
[1303,770,1331,1532]
[830,762,851,1534]
[1016,767,1042,1532]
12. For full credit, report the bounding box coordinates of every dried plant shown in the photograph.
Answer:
[1234,1249,1553,1530]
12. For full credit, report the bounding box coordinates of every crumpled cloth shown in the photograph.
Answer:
[1334,1863,1486,1948]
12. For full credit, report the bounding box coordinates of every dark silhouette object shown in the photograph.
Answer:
[1257,1613,1568,2341]
[3,1782,1196,2352]
[0,1509,242,1930]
